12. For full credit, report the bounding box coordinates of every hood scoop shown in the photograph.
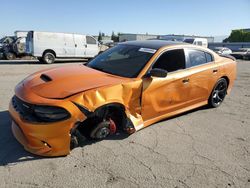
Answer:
[40,74,52,82]
[26,64,128,99]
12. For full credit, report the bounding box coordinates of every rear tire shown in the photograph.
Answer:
[42,52,55,64]
[208,78,228,108]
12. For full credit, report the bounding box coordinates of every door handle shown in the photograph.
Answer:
[75,44,77,47]
[182,78,189,84]
[85,44,87,48]
[213,69,218,73]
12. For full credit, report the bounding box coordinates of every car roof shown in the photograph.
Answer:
[120,40,186,50]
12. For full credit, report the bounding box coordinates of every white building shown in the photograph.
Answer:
[119,33,158,42]
[119,33,214,43]
[159,34,214,43]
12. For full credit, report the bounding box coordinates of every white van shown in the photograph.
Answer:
[26,31,99,63]
[183,38,208,48]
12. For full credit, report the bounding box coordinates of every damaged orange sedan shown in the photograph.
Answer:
[9,40,236,156]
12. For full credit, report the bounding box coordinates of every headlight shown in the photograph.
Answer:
[34,106,70,122]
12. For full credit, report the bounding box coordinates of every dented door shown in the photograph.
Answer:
[141,70,193,121]
[185,49,220,102]
[186,63,220,102]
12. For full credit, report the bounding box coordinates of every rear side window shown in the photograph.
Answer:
[186,49,213,68]
[153,49,186,73]
[205,52,213,62]
[86,36,97,44]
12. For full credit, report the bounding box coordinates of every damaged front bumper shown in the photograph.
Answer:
[11,121,53,155]
[8,98,86,157]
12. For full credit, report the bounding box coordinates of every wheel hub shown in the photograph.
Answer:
[91,118,117,139]
[45,54,53,63]
[95,127,110,139]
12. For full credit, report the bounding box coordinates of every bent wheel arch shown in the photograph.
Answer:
[70,103,135,148]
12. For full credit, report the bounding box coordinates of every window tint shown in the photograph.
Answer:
[205,52,213,62]
[153,49,186,72]
[187,49,207,67]
[86,36,97,44]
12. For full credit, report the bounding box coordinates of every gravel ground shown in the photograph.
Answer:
[0,60,249,188]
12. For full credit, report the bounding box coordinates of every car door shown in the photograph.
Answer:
[74,34,86,57]
[184,48,220,103]
[85,36,99,57]
[141,49,194,121]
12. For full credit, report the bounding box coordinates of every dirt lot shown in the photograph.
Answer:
[0,60,249,188]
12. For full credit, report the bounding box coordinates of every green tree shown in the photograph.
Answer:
[111,31,115,40]
[224,29,250,42]
[111,31,119,42]
[98,31,102,41]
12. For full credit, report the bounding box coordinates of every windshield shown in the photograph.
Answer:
[87,44,156,78]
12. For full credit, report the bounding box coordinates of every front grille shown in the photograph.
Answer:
[12,96,71,123]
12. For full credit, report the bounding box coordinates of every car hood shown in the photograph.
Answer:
[21,64,129,99]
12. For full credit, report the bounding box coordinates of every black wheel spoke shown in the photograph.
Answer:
[217,95,223,102]
[218,89,226,94]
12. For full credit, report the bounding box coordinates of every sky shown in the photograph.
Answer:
[0,0,249,38]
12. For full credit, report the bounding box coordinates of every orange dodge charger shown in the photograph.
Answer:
[9,40,236,156]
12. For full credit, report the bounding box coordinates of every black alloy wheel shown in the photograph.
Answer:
[209,78,228,108]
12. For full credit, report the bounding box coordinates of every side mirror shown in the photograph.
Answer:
[149,68,167,78]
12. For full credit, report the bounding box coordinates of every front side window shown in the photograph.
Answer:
[87,44,155,78]
[86,36,97,44]
[152,49,186,73]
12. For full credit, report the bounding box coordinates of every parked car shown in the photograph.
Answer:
[9,40,236,156]
[0,31,29,60]
[213,47,232,55]
[0,36,15,59]
[26,31,100,64]
[3,37,27,60]
[98,39,115,53]
[0,36,15,48]
[230,48,250,60]
[183,38,208,48]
